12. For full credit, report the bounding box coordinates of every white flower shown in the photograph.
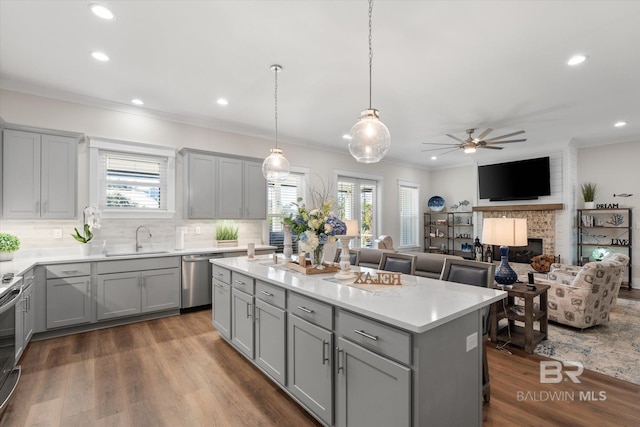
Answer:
[84,205,102,230]
[299,230,319,252]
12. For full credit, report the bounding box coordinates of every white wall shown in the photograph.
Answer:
[578,139,640,288]
[0,90,431,254]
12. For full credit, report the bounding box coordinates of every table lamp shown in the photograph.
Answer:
[335,220,359,279]
[482,217,528,286]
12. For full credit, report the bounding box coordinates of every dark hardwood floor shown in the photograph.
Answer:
[2,309,638,426]
[618,286,640,301]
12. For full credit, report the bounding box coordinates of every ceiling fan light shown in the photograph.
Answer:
[463,144,477,154]
[262,148,290,182]
[348,109,391,163]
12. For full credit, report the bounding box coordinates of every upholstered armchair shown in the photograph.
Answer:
[542,254,629,329]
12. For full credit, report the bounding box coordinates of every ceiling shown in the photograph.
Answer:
[1,1,639,170]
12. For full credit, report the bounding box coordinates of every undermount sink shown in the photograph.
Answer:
[104,251,170,257]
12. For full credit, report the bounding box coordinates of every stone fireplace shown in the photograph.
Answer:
[474,204,563,261]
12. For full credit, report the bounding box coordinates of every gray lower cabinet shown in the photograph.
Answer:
[287,314,333,426]
[212,280,231,339]
[336,337,411,427]
[254,299,286,386]
[46,275,91,328]
[230,288,254,358]
[97,268,180,320]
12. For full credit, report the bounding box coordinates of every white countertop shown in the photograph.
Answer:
[0,245,276,279]
[211,256,506,334]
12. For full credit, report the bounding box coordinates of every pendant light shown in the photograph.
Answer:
[262,64,291,182]
[348,0,390,164]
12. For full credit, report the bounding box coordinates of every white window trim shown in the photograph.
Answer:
[89,137,176,219]
[333,168,384,231]
[398,179,420,250]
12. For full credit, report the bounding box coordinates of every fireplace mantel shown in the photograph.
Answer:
[472,203,564,212]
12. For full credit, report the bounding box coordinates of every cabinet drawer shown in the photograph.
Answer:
[288,292,333,330]
[212,266,231,284]
[46,262,91,279]
[337,309,411,365]
[231,271,254,295]
[256,280,285,309]
[97,256,180,274]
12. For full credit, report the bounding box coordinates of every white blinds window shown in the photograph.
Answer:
[89,137,176,218]
[399,183,419,248]
[101,152,167,209]
[268,172,304,232]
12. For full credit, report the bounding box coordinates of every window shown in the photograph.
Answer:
[337,175,379,248]
[89,138,176,218]
[398,181,419,248]
[267,171,305,252]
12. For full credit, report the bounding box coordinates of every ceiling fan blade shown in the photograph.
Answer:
[434,148,462,156]
[421,146,461,152]
[475,128,493,140]
[486,138,527,145]
[485,130,525,142]
[446,134,466,143]
[481,146,503,150]
[421,142,461,146]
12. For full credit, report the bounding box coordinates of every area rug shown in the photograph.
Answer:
[534,298,640,385]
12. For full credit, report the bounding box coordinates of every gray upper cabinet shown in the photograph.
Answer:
[217,157,243,218]
[184,152,217,219]
[2,129,77,219]
[183,149,266,220]
[244,160,267,219]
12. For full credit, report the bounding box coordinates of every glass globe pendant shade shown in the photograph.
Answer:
[262,148,290,182]
[348,109,391,163]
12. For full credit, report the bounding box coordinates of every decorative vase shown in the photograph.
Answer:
[0,252,14,262]
[312,244,325,269]
[584,201,595,209]
[80,243,92,256]
[283,225,293,261]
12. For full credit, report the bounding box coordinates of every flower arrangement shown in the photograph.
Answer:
[283,197,346,264]
[71,206,101,243]
[0,233,20,253]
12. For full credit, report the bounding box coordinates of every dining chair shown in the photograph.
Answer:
[334,248,360,266]
[378,253,417,275]
[440,258,495,402]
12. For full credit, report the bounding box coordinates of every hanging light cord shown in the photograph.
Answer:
[274,67,279,149]
[368,0,373,109]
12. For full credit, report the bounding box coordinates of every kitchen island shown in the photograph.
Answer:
[210,256,506,427]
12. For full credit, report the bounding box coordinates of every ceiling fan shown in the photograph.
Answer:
[422,128,526,156]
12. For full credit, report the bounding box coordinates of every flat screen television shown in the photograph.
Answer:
[478,156,551,201]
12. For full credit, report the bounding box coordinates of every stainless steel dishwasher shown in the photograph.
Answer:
[181,253,222,309]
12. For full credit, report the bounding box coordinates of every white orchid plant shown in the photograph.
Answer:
[71,205,102,243]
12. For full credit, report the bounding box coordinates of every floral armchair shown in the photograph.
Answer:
[542,253,629,329]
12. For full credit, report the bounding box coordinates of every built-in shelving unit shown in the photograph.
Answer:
[424,211,474,259]
[577,207,633,289]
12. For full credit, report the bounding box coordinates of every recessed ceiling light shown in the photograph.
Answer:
[90,4,115,20]
[342,134,352,140]
[131,98,144,105]
[91,51,109,62]
[614,121,627,127]
[216,98,229,106]
[567,55,587,66]
[431,156,437,160]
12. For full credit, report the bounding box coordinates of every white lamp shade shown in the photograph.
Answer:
[348,109,391,163]
[482,217,528,246]
[344,220,359,237]
[262,148,290,182]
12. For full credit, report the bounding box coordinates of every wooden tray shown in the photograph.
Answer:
[285,262,340,275]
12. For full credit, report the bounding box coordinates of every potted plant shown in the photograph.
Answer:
[71,224,94,255]
[0,233,20,262]
[581,182,598,209]
[215,221,239,247]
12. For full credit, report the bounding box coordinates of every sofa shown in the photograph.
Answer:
[541,253,629,329]
[354,248,463,279]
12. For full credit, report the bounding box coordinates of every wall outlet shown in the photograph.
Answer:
[195,226,201,235]
[54,228,63,239]
[466,332,478,352]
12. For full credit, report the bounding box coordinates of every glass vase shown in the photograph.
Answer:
[313,244,325,269]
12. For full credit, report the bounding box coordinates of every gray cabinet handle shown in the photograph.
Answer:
[322,340,329,365]
[354,329,378,341]
[337,347,344,373]
[234,280,246,285]
[246,302,252,318]
[215,283,224,289]
[214,271,223,277]
[61,270,81,275]
[260,290,273,297]
[42,201,48,213]
[297,306,314,314]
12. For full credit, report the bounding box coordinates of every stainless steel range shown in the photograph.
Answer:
[0,281,22,419]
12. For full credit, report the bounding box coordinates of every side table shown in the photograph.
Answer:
[490,282,549,353]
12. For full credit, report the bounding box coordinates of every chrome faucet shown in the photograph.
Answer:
[136,225,152,252]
